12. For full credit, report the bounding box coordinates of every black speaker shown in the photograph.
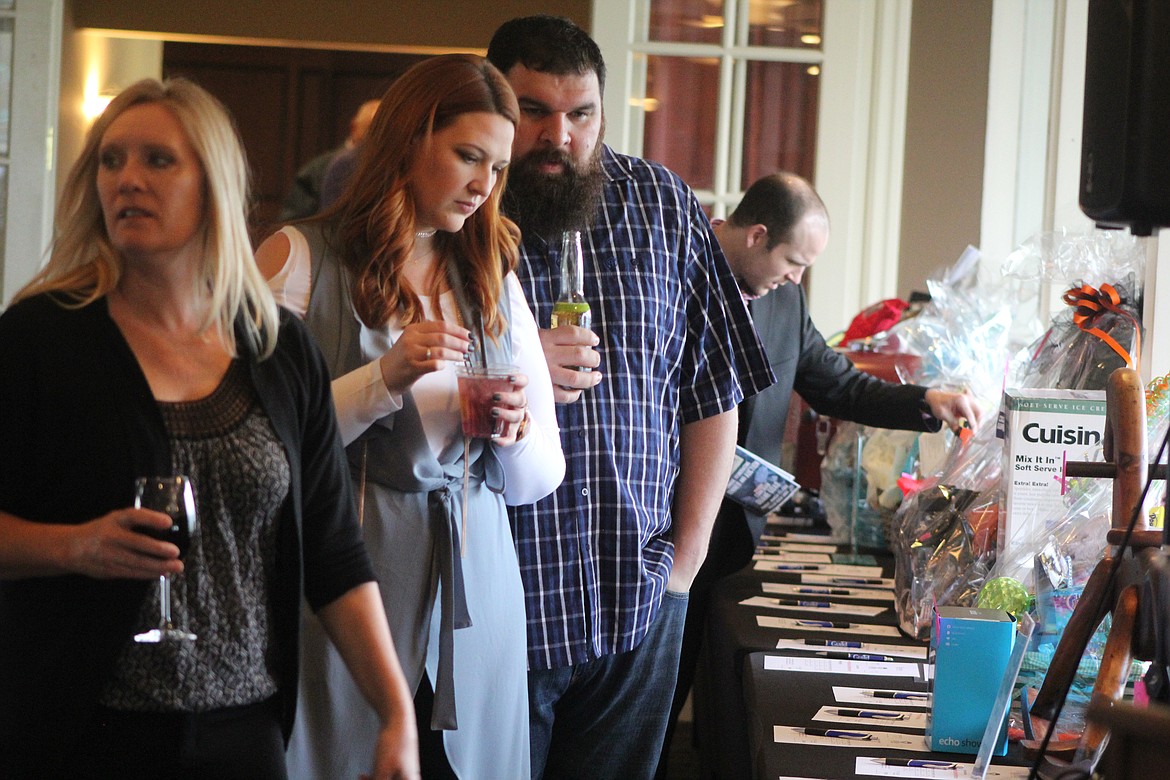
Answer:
[1080,0,1170,236]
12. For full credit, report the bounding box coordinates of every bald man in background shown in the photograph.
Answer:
[658,171,982,777]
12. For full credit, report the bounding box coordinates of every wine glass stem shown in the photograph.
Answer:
[159,574,175,631]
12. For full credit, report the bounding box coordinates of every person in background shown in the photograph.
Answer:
[279,98,380,221]
[257,54,565,779]
[486,16,774,780]
[657,170,983,776]
[0,77,418,780]
[318,133,362,212]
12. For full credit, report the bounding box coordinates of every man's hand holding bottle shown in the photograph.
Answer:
[538,325,602,403]
[545,230,602,404]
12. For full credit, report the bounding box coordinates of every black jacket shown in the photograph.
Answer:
[715,282,941,571]
[0,294,374,775]
[742,281,937,468]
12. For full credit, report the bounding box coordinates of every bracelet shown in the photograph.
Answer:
[515,409,531,441]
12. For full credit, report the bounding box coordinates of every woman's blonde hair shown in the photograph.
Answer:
[322,54,521,337]
[13,77,279,358]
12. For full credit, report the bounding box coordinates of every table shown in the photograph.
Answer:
[742,650,1033,779]
[692,532,1028,779]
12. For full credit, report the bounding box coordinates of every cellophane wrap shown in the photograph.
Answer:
[820,422,920,548]
[890,418,1003,639]
[823,246,1013,553]
[883,230,1149,640]
[1002,229,1145,390]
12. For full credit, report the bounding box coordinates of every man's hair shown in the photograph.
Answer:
[487,15,606,96]
[727,172,827,250]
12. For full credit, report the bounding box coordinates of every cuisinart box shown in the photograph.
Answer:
[996,389,1106,556]
[929,606,1015,755]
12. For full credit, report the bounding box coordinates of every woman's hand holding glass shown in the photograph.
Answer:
[64,505,184,581]
[488,372,530,447]
[378,320,472,395]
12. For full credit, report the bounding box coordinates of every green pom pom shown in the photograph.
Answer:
[978,577,1032,617]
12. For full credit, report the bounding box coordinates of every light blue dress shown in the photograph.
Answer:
[276,223,559,779]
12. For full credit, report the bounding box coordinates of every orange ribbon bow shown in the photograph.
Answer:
[1061,283,1141,371]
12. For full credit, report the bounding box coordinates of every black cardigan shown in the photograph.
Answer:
[0,293,375,775]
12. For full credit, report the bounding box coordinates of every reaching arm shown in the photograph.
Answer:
[923,388,984,431]
[317,582,420,780]
[667,409,739,592]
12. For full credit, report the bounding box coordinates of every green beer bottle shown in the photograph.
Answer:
[550,230,592,373]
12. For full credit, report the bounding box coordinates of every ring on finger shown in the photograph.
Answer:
[425,347,432,360]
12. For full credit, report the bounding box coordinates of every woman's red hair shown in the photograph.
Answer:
[320,54,521,337]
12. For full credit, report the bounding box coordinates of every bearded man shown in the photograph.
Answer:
[488,15,774,780]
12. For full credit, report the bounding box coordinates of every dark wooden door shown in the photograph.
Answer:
[163,42,429,242]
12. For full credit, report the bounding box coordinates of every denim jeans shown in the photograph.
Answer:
[528,589,689,780]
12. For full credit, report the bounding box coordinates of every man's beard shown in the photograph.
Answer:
[502,145,605,240]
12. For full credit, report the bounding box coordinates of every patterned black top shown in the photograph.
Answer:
[101,360,292,711]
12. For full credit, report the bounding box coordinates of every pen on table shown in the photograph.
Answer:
[830,577,885,585]
[773,563,824,571]
[832,708,906,720]
[815,652,894,662]
[802,639,863,648]
[775,598,833,608]
[799,727,872,740]
[796,619,852,629]
[864,690,930,701]
[794,587,852,595]
[881,758,959,769]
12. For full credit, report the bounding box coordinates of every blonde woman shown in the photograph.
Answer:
[0,78,418,780]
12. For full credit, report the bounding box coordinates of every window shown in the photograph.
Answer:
[611,0,824,216]
[0,0,61,306]
[594,0,911,332]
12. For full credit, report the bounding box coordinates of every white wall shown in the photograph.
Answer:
[57,27,163,202]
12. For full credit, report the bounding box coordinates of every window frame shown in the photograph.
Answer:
[593,0,912,334]
[1,0,62,305]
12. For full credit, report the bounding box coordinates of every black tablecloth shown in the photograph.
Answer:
[743,649,1035,779]
[744,650,929,779]
[693,545,915,779]
[692,539,1026,779]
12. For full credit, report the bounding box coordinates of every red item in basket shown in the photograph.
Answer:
[842,298,909,344]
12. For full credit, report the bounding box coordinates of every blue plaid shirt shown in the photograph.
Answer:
[508,146,774,669]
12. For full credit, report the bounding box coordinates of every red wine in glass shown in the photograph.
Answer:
[141,513,191,557]
[132,476,198,643]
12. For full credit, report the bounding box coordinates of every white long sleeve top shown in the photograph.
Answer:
[267,226,565,506]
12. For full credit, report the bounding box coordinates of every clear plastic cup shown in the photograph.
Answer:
[456,364,517,438]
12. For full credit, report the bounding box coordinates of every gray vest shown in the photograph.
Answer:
[298,221,511,493]
[295,221,512,729]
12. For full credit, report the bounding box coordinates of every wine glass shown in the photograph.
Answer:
[132,475,198,643]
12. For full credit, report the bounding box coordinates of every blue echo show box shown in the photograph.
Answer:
[928,606,1015,755]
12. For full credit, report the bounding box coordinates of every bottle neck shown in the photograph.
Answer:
[559,231,586,301]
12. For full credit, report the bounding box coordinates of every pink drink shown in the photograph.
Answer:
[456,366,516,438]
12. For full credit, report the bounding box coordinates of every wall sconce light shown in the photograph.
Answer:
[82,91,117,122]
[82,70,118,123]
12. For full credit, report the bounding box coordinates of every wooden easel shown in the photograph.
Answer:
[1024,367,1169,775]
